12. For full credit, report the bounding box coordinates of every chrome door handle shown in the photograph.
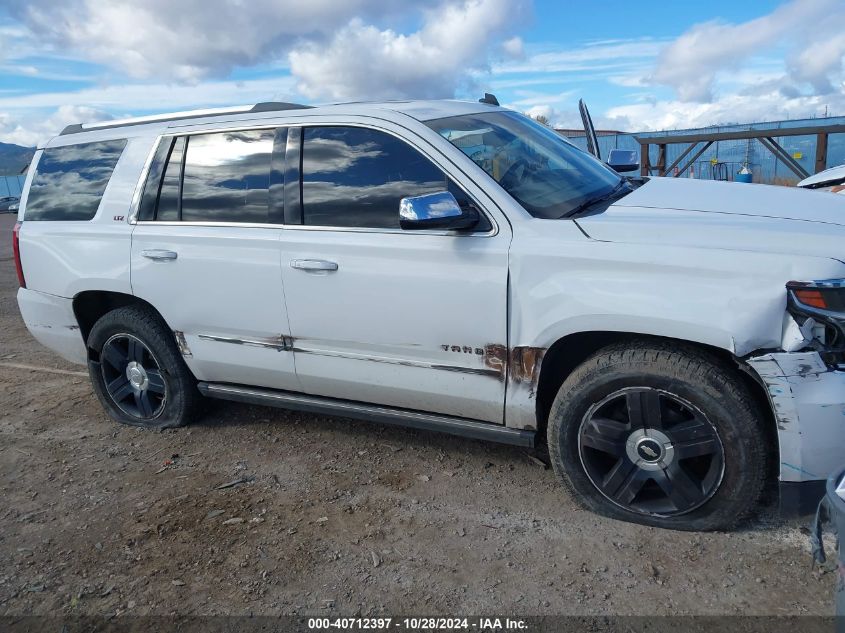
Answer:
[290,259,338,272]
[142,249,178,261]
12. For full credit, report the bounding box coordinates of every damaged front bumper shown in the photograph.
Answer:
[747,351,845,514]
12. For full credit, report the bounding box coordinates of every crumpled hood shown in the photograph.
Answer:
[575,177,845,259]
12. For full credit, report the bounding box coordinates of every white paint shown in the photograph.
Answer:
[747,352,845,483]
[279,227,509,423]
[131,224,301,392]
[16,288,87,364]
[781,314,815,353]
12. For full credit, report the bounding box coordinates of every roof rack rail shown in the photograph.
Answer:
[59,101,314,136]
[250,101,312,113]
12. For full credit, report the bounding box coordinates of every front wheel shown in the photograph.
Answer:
[86,305,199,429]
[547,341,768,531]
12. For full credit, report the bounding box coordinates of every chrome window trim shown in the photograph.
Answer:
[129,120,500,238]
[133,219,494,237]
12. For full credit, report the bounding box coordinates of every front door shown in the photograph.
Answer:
[279,124,510,422]
[131,127,299,391]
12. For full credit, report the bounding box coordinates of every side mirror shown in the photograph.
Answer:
[399,191,479,231]
[607,149,639,173]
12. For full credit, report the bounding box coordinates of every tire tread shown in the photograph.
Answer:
[547,340,767,531]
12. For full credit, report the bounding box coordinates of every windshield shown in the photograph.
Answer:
[426,110,623,219]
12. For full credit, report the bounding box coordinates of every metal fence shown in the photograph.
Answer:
[566,115,845,185]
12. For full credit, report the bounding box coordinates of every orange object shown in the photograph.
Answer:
[793,288,828,309]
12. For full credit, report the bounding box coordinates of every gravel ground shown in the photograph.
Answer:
[0,213,837,617]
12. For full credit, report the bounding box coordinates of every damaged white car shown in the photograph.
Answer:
[13,97,845,531]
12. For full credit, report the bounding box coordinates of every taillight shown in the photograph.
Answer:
[12,221,26,288]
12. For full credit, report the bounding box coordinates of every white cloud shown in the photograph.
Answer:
[494,38,665,74]
[653,0,845,102]
[5,0,437,82]
[289,0,529,100]
[502,36,524,59]
[789,30,845,94]
[0,76,299,145]
[606,88,845,131]
[504,99,584,129]
[0,76,299,112]
[0,105,113,147]
[2,0,529,144]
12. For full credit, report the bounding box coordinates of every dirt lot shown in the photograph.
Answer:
[0,212,836,618]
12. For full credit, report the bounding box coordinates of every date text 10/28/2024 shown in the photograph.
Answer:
[307,617,528,630]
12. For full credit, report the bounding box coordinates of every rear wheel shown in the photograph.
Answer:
[87,305,199,429]
[547,341,767,531]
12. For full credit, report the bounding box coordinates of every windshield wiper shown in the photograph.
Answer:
[562,179,631,218]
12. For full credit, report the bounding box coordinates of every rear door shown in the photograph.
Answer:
[279,123,511,423]
[130,126,300,391]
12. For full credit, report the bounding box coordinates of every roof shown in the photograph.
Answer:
[57,99,502,138]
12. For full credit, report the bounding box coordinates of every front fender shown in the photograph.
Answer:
[504,222,845,428]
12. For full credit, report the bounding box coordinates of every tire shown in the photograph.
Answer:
[547,340,767,531]
[86,305,200,429]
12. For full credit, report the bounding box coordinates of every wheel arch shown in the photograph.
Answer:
[533,331,779,485]
[72,290,170,352]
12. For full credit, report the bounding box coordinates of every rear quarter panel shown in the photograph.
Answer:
[18,135,156,298]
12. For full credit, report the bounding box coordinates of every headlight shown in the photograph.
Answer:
[786,279,845,364]
[787,279,845,312]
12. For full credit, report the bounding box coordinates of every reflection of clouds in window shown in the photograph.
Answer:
[302,137,383,175]
[157,137,185,222]
[181,130,274,223]
[184,131,273,168]
[302,127,447,229]
[304,179,443,228]
[25,139,127,221]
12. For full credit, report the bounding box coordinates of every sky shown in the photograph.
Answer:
[0,0,844,147]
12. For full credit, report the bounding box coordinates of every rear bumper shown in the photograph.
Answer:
[747,352,845,491]
[16,287,87,365]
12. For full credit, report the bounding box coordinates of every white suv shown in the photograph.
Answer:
[13,98,845,531]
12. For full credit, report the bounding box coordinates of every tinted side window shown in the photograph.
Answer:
[25,139,127,221]
[137,138,173,222]
[302,127,447,228]
[157,137,185,222]
[181,130,275,223]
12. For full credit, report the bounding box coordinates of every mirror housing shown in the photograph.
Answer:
[399,191,479,231]
[607,149,639,173]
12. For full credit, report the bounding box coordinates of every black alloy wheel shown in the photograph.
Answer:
[87,305,200,429]
[100,333,167,419]
[578,386,724,516]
